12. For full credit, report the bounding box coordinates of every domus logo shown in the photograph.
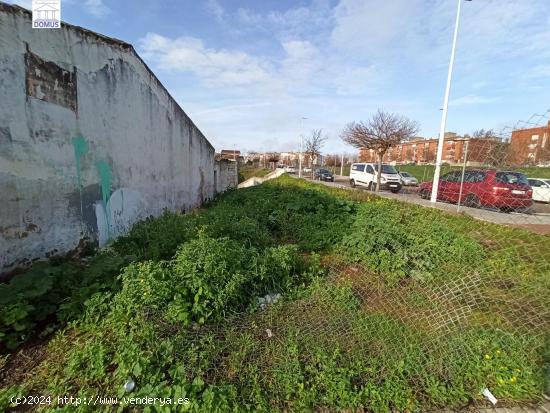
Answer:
[32,0,61,29]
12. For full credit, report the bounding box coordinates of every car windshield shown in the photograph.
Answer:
[496,172,529,186]
[374,165,398,174]
[400,172,411,177]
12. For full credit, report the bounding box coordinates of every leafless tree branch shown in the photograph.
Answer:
[340,109,419,191]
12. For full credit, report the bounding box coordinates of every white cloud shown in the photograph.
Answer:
[330,0,421,56]
[205,0,224,22]
[235,0,333,39]
[449,94,495,107]
[526,65,550,79]
[138,33,281,93]
[84,0,109,18]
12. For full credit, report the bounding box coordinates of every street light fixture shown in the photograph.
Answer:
[431,0,471,203]
[298,116,308,178]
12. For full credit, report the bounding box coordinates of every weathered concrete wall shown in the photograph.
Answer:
[0,4,218,272]
[215,160,238,193]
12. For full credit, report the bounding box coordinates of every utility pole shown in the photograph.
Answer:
[298,116,308,178]
[456,139,469,212]
[340,153,344,176]
[431,0,471,203]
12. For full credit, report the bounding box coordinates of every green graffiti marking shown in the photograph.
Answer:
[72,136,88,189]
[96,160,113,240]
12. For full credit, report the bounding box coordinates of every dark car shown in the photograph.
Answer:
[419,169,533,212]
[314,168,334,182]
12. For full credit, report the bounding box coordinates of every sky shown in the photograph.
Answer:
[7,0,550,154]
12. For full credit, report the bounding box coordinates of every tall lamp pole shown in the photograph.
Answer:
[298,116,308,178]
[431,0,471,203]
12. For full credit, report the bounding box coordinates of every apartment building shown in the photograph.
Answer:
[360,134,506,166]
[509,122,550,165]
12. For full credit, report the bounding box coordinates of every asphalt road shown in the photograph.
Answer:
[303,175,550,234]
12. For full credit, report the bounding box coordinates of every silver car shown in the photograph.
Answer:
[398,171,418,186]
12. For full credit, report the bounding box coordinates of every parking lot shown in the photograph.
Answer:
[302,174,550,234]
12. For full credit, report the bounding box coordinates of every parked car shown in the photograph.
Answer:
[303,167,312,173]
[419,169,533,212]
[398,171,419,186]
[528,178,550,203]
[349,163,402,193]
[284,166,296,174]
[314,168,334,182]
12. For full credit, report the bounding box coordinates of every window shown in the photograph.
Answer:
[441,172,459,182]
[528,179,542,187]
[496,172,529,186]
[366,165,375,174]
[465,171,486,183]
[373,164,398,174]
[352,164,365,172]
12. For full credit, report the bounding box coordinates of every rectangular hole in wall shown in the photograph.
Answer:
[25,48,77,111]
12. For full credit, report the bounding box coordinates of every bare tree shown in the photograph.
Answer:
[470,129,510,167]
[304,129,327,176]
[341,109,419,191]
[324,154,338,167]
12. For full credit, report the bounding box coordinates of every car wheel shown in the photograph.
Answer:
[390,188,400,193]
[464,194,481,209]
[499,206,514,213]
[350,179,356,188]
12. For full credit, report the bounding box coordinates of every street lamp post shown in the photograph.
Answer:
[431,0,471,203]
[298,116,308,178]
[456,139,469,212]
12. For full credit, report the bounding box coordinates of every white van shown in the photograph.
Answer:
[349,163,402,193]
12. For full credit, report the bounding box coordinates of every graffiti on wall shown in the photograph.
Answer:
[71,136,147,246]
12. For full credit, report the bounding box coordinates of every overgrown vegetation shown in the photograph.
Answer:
[1,175,548,412]
[0,254,132,351]
[238,166,272,183]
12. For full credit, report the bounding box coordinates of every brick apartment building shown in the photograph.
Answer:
[216,149,245,165]
[359,133,505,166]
[509,122,550,166]
[218,149,241,160]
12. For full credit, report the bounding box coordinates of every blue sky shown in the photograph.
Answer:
[8,0,550,153]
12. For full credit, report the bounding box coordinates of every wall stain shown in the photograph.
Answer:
[96,160,113,240]
[66,183,101,236]
[0,126,12,143]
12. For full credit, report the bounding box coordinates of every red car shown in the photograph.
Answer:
[419,169,533,212]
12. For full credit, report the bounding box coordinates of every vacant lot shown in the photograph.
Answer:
[1,175,549,412]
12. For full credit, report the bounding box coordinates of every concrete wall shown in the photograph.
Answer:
[215,160,238,193]
[0,4,218,272]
